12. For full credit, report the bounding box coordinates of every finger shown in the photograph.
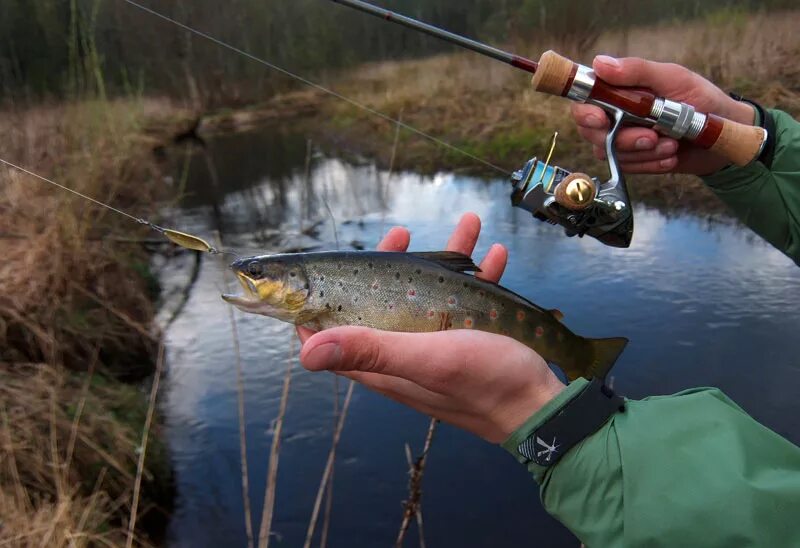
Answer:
[296,326,315,344]
[593,136,678,161]
[300,327,536,391]
[445,212,481,256]
[377,226,410,252]
[336,370,445,408]
[475,243,507,283]
[614,139,679,163]
[336,371,447,421]
[593,55,691,91]
[579,126,660,152]
[571,103,609,130]
[619,156,679,174]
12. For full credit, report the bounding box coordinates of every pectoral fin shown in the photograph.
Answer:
[294,307,330,327]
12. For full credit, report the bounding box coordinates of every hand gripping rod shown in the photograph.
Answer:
[329,0,767,166]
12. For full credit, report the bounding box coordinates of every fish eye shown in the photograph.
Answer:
[247,261,264,278]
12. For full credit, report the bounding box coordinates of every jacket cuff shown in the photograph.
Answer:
[501,378,590,477]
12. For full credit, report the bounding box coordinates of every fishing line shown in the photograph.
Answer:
[0,157,238,256]
[0,157,149,226]
[120,0,512,176]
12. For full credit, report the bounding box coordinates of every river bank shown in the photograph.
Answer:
[0,98,195,545]
[200,8,800,217]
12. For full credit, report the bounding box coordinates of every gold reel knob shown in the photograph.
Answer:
[554,173,597,211]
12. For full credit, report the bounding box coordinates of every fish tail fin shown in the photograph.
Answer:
[570,337,628,381]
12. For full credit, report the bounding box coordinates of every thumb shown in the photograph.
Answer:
[593,55,688,92]
[300,326,539,388]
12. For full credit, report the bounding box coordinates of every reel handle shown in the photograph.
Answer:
[531,50,767,167]
[554,173,597,211]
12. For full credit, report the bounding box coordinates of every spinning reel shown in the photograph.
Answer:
[510,106,634,248]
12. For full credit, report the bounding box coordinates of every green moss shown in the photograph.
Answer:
[329,110,359,130]
[130,258,161,301]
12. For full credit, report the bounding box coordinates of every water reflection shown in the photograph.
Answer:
[158,126,800,547]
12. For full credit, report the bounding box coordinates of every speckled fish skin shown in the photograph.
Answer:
[222,251,627,380]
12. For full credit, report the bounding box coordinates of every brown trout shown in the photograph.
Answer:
[222,251,627,380]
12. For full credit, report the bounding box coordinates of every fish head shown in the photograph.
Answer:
[222,254,310,321]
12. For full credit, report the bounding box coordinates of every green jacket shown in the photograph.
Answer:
[503,109,800,547]
[704,109,800,266]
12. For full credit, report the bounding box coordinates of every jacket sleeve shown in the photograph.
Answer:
[702,109,800,265]
[502,378,800,547]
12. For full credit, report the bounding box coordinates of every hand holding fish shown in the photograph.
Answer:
[570,55,757,176]
[297,214,566,444]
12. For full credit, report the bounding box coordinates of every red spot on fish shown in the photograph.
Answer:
[371,281,379,290]
[489,309,498,320]
[447,296,457,307]
[535,326,544,337]
[407,289,416,298]
[516,310,526,321]
[463,318,474,328]
[387,302,395,310]
[427,310,436,319]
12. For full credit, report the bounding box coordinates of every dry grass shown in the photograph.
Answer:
[0,98,189,545]
[0,98,193,374]
[297,9,800,214]
[0,362,170,547]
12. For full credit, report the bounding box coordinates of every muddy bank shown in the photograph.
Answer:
[0,98,193,546]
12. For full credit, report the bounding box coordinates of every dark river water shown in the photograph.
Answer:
[154,126,800,547]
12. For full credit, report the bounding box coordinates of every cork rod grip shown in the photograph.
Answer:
[531,50,576,96]
[707,115,767,167]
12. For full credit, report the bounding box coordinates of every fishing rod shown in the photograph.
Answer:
[329,0,769,248]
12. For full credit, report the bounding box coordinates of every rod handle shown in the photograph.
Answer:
[530,50,767,167]
[706,114,767,168]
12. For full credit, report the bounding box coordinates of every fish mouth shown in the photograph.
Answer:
[221,272,260,306]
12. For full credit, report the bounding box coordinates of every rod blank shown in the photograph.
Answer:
[329,0,539,73]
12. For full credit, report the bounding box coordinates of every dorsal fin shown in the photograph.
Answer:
[410,251,481,273]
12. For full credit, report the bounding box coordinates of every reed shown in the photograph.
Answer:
[126,343,164,548]
[0,362,170,546]
[304,381,355,548]
[257,340,295,548]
